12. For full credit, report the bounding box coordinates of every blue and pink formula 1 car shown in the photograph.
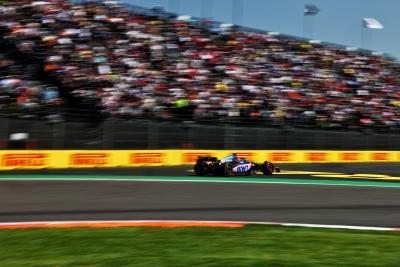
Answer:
[194,154,280,176]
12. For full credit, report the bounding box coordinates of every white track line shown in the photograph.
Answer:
[2,177,400,189]
[0,220,398,232]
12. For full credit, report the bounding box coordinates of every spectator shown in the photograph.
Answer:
[1,0,400,131]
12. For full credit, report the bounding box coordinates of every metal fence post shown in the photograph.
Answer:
[147,121,159,149]
[224,125,236,150]
[0,116,9,148]
[52,122,65,149]
[185,122,194,148]
[255,127,262,149]
[102,120,108,149]
[51,123,55,149]
[102,119,114,149]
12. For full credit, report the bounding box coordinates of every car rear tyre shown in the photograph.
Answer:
[194,162,208,176]
[262,162,275,175]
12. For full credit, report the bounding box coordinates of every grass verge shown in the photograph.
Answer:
[1,225,400,266]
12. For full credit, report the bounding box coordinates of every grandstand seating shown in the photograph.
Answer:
[1,0,400,131]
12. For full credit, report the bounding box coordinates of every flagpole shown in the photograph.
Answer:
[201,0,207,19]
[201,0,213,22]
[303,5,319,39]
[303,15,315,39]
[361,18,383,52]
[360,21,366,50]
[362,28,372,51]
[309,16,315,39]
[167,0,172,12]
[232,0,244,26]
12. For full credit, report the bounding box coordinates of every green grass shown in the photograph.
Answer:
[1,225,400,267]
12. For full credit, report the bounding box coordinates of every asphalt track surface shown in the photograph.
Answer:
[2,163,400,227]
[4,162,400,176]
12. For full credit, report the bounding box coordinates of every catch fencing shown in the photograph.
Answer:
[0,116,399,150]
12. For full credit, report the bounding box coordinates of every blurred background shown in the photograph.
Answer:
[0,0,399,150]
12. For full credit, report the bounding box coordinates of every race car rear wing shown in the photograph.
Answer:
[197,156,218,162]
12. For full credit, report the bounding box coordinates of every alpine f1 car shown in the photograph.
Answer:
[194,155,280,176]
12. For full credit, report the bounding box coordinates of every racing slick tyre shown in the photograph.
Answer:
[223,163,234,177]
[194,162,209,176]
[262,161,275,175]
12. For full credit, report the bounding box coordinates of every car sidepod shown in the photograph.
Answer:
[232,163,253,175]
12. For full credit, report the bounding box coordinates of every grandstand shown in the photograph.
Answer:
[1,0,400,132]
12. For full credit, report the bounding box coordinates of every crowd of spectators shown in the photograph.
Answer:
[1,0,400,130]
[0,51,62,119]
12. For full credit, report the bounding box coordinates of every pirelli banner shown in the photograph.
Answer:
[0,150,400,170]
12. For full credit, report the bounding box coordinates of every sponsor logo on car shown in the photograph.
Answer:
[2,154,47,167]
[70,153,109,166]
[130,153,164,164]
[233,164,252,173]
